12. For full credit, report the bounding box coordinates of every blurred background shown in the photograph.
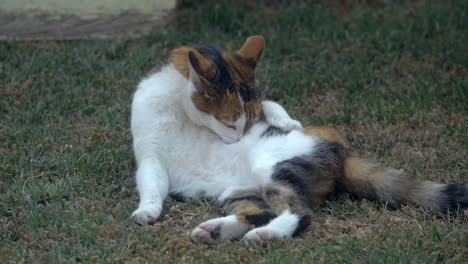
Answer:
[0,0,174,39]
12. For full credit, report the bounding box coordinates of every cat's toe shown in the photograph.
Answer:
[191,216,250,243]
[191,224,221,244]
[243,228,282,247]
[132,206,161,225]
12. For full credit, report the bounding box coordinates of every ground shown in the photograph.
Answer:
[0,0,467,263]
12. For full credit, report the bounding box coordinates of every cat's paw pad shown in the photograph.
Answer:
[243,227,283,247]
[132,206,162,225]
[271,118,303,131]
[191,223,221,244]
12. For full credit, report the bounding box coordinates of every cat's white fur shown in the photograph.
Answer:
[131,63,317,243]
[243,211,299,246]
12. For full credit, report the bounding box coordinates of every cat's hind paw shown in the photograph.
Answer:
[243,227,284,247]
[190,223,221,244]
[132,205,162,225]
[191,216,249,244]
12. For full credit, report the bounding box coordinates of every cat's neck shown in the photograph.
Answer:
[167,64,212,130]
[180,90,207,129]
[145,63,216,136]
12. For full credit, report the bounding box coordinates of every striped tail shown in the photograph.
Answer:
[340,154,468,212]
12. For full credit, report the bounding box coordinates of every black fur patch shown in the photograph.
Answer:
[239,82,263,102]
[195,46,235,94]
[210,225,221,239]
[272,141,345,196]
[261,126,290,137]
[442,183,468,210]
[245,211,277,227]
[169,192,186,202]
[272,165,309,195]
[292,215,312,237]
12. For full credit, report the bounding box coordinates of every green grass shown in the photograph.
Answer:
[1,0,467,263]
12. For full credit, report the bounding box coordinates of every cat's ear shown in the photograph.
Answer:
[237,36,265,68]
[188,50,215,82]
[188,50,218,99]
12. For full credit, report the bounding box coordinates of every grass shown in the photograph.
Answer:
[1,0,467,263]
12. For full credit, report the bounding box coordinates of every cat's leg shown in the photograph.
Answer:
[132,157,169,225]
[243,184,311,247]
[262,100,302,131]
[191,189,276,244]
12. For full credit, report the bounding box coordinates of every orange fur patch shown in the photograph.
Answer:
[191,91,243,123]
[169,47,215,79]
[168,46,192,78]
[237,36,264,67]
[301,126,348,146]
[243,100,262,132]
[236,215,249,224]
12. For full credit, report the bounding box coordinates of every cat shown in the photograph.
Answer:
[130,36,467,246]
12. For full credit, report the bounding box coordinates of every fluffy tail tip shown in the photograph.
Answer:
[439,183,468,211]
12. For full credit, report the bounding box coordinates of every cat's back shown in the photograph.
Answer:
[131,64,188,133]
[133,64,186,111]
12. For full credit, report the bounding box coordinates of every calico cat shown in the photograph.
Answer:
[131,36,467,246]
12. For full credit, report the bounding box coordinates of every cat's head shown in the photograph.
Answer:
[170,36,265,143]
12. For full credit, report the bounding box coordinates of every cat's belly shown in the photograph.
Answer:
[162,128,260,198]
[165,157,258,198]
[250,130,318,168]
[163,126,317,199]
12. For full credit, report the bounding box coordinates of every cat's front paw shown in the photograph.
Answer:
[243,227,284,247]
[269,118,303,132]
[132,205,162,225]
[191,216,249,244]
